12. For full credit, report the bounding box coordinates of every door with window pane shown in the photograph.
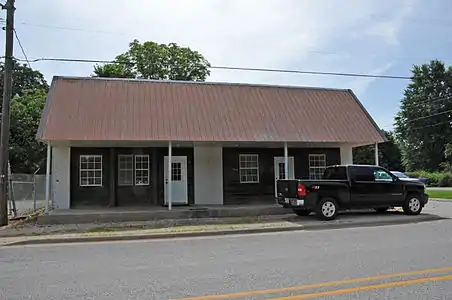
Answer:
[274,156,295,196]
[116,153,152,206]
[163,156,188,205]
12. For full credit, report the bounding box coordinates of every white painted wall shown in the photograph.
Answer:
[340,145,353,165]
[194,146,223,205]
[51,145,71,210]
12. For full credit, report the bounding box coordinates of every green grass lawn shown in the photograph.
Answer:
[427,189,452,199]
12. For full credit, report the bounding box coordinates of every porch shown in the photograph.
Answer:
[37,203,289,224]
[46,141,380,211]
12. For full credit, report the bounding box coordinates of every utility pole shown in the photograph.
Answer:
[0,0,15,226]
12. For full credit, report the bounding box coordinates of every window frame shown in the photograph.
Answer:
[239,154,260,183]
[134,154,150,186]
[117,154,134,186]
[308,154,326,180]
[79,154,103,187]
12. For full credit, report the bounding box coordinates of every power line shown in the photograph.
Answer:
[12,56,412,80]
[410,120,452,131]
[12,29,30,68]
[14,22,445,62]
[380,95,452,128]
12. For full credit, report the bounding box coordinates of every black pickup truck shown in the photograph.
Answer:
[276,164,429,220]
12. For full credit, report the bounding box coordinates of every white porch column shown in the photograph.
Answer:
[340,145,353,165]
[168,141,172,211]
[284,142,289,179]
[374,142,379,166]
[45,143,51,214]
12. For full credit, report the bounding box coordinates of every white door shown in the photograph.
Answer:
[164,156,188,205]
[274,156,295,196]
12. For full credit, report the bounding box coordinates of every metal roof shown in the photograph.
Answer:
[37,76,387,143]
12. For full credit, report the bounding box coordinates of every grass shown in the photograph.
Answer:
[427,189,452,200]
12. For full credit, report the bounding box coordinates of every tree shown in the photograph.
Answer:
[93,39,211,81]
[394,60,452,171]
[9,89,47,174]
[353,130,403,170]
[0,61,49,109]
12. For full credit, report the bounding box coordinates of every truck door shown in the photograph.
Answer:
[348,166,379,207]
[371,167,405,205]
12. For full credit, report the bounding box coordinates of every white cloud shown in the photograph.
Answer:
[10,0,418,96]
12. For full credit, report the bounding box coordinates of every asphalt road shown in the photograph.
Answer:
[2,209,452,300]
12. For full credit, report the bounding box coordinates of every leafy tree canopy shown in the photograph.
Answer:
[93,39,211,81]
[10,88,47,173]
[394,60,452,171]
[0,61,48,110]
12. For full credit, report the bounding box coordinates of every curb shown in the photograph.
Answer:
[430,198,452,202]
[3,214,446,247]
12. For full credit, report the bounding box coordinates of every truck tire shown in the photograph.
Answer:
[315,197,339,221]
[293,208,311,216]
[403,193,423,215]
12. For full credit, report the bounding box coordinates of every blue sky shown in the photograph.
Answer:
[2,0,451,130]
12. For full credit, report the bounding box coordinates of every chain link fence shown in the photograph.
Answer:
[7,173,49,218]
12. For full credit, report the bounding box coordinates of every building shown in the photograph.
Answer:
[37,76,386,210]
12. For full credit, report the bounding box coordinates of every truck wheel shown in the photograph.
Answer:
[315,197,338,221]
[293,208,311,216]
[403,194,423,215]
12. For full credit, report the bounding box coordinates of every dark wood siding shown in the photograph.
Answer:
[71,147,176,207]
[70,147,112,207]
[156,147,195,205]
[222,147,340,205]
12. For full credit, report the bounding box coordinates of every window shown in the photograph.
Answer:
[323,166,347,180]
[239,154,259,183]
[349,166,375,181]
[118,154,150,186]
[79,155,102,187]
[171,162,182,181]
[135,155,150,185]
[374,169,394,182]
[309,154,326,180]
[118,155,134,186]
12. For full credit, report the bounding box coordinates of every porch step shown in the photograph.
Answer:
[37,205,289,225]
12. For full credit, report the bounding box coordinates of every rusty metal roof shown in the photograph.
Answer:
[37,76,386,143]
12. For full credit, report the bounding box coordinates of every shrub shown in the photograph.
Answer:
[407,170,452,187]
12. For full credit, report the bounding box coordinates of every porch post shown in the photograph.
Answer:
[168,141,172,211]
[284,142,289,179]
[374,142,379,166]
[44,143,51,214]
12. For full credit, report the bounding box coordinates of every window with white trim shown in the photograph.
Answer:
[118,155,134,186]
[135,154,150,185]
[79,155,102,187]
[117,154,150,186]
[239,154,259,183]
[309,154,326,180]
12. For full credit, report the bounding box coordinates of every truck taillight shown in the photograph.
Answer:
[297,183,306,197]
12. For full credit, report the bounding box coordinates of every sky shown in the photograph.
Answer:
[2,0,452,130]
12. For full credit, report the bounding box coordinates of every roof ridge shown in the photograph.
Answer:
[52,75,350,92]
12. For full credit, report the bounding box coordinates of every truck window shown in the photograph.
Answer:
[348,166,375,181]
[323,167,347,180]
[373,169,394,182]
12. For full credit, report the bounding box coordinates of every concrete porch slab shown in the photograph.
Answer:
[37,204,289,225]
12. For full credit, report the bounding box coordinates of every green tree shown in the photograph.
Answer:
[394,60,452,171]
[9,89,47,174]
[0,61,49,109]
[93,40,211,81]
[353,130,403,170]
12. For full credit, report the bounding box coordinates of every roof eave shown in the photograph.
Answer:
[346,89,388,143]
[36,76,58,142]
